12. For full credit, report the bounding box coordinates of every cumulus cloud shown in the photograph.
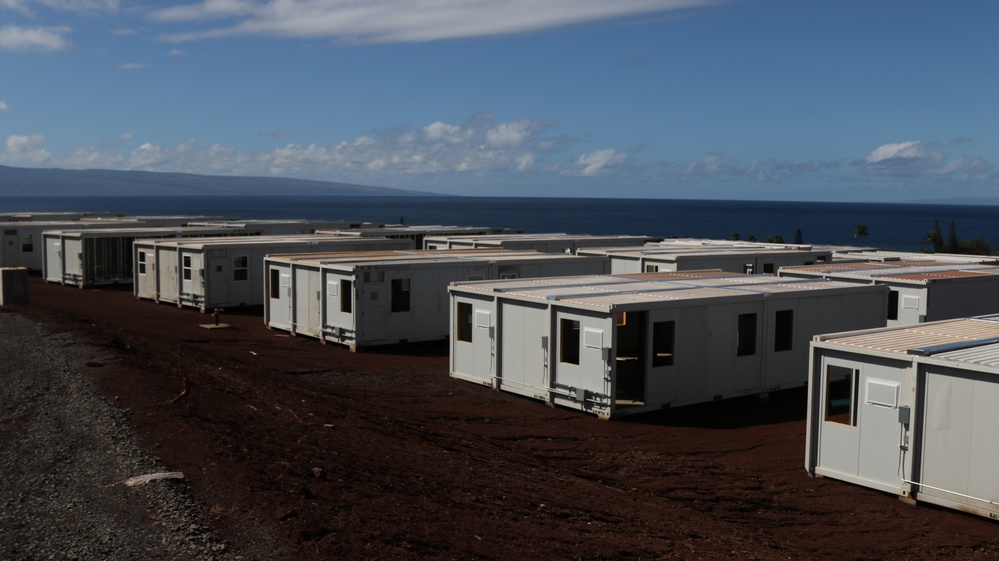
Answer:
[0,25,73,52]
[1,115,570,179]
[2,133,52,164]
[152,0,715,44]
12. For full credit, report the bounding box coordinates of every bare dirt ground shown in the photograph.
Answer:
[7,275,999,560]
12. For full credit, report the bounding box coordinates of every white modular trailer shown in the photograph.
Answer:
[805,315,999,521]
[135,235,414,311]
[778,261,999,326]
[576,245,833,275]
[830,250,999,265]
[2,218,145,270]
[188,219,375,235]
[318,225,523,248]
[43,226,262,288]
[422,233,660,252]
[449,273,887,419]
[264,250,610,350]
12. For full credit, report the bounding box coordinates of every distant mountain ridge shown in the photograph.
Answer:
[0,165,436,197]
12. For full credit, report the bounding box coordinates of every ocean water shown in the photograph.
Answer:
[3,195,999,253]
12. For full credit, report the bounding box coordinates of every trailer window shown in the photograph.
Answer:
[137,251,147,275]
[456,302,472,342]
[645,264,659,273]
[182,255,192,281]
[825,365,859,426]
[340,280,353,314]
[391,278,411,312]
[269,269,280,299]
[887,290,899,321]
[560,319,581,365]
[774,310,793,352]
[652,320,675,367]
[763,263,775,274]
[737,313,757,356]
[233,255,249,281]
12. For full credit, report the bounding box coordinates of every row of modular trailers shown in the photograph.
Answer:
[15,216,999,524]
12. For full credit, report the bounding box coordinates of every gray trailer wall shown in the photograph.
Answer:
[916,363,999,517]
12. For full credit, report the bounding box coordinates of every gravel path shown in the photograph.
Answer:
[0,310,232,561]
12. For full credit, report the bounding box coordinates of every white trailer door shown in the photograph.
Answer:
[266,267,293,329]
[181,254,202,299]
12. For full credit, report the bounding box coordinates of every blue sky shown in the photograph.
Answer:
[1,0,997,201]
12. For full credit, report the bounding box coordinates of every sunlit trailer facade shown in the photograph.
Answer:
[134,235,414,311]
[805,315,999,521]
[576,245,833,275]
[264,249,610,351]
[449,272,887,419]
[778,261,999,326]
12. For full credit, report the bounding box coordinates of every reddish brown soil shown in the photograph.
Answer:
[11,276,999,560]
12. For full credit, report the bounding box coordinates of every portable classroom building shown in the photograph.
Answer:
[576,245,833,275]
[778,261,999,326]
[805,315,999,521]
[134,235,414,311]
[264,249,610,350]
[422,233,660,252]
[43,226,261,288]
[449,272,887,419]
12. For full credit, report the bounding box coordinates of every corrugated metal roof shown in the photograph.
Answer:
[820,317,999,355]
[873,270,999,281]
[452,273,879,311]
[932,341,999,368]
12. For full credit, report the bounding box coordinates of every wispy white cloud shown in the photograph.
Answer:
[117,62,148,70]
[860,140,994,179]
[168,48,186,56]
[1,0,120,15]
[0,100,9,111]
[0,25,73,52]
[152,0,717,44]
[865,140,941,165]
[564,148,628,176]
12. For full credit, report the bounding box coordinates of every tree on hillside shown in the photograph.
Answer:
[948,221,959,253]
[794,229,803,245]
[959,236,992,256]
[924,220,944,253]
[853,224,869,238]
[767,235,785,244]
